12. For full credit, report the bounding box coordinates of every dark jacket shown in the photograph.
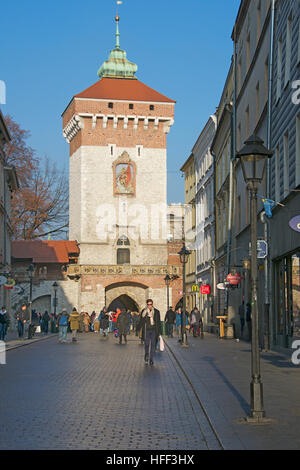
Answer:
[165,309,176,324]
[117,311,129,335]
[138,308,161,338]
[99,311,109,330]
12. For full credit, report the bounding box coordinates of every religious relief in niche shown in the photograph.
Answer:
[113,151,136,197]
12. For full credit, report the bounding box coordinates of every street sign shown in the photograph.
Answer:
[201,285,211,295]
[249,240,268,259]
[217,283,226,290]
[289,215,300,233]
[227,273,242,285]
[257,240,268,259]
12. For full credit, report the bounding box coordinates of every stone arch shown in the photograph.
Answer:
[105,282,149,313]
[107,294,139,312]
[32,295,51,314]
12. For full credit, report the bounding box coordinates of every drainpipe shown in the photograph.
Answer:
[262,0,276,350]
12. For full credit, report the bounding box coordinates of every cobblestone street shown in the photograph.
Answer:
[0,333,222,451]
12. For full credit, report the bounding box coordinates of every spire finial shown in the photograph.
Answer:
[115,1,122,49]
[97,0,138,80]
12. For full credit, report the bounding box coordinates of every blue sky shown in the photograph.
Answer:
[1,0,240,203]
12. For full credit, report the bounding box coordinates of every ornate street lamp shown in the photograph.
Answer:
[236,135,273,422]
[52,281,58,316]
[178,244,191,347]
[164,274,171,312]
[27,263,35,339]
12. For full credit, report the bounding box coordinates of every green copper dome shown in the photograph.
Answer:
[97,17,138,80]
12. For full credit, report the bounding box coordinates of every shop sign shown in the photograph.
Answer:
[289,216,300,233]
[201,285,211,295]
[226,273,242,285]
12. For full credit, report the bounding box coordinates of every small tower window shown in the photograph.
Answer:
[108,102,114,109]
[129,103,134,110]
[117,235,130,246]
[150,105,154,111]
[117,249,130,265]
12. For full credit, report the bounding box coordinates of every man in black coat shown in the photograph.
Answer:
[138,299,161,366]
[164,307,176,338]
[117,309,130,344]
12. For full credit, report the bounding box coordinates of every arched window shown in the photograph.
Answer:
[117,235,130,246]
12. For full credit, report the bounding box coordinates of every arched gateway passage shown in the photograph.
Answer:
[105,281,148,313]
[108,295,139,312]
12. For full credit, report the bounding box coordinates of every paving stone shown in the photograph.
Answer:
[0,333,221,450]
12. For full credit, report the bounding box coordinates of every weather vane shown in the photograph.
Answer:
[116,0,122,19]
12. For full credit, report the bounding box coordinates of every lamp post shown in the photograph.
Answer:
[27,263,35,339]
[178,244,191,347]
[236,135,273,422]
[164,274,171,311]
[52,282,58,316]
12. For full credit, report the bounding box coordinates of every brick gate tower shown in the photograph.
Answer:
[62,15,182,313]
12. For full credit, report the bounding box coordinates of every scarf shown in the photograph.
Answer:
[142,307,155,326]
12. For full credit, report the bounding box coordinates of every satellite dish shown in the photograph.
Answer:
[0,276,7,286]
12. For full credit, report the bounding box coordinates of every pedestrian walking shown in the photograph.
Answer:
[165,306,176,337]
[69,308,81,342]
[90,311,96,332]
[83,312,91,332]
[57,308,69,343]
[15,311,25,338]
[99,308,109,337]
[0,307,8,341]
[112,308,121,337]
[176,308,182,340]
[138,299,161,366]
[246,302,252,341]
[127,310,132,334]
[117,309,130,344]
[50,314,57,334]
[132,311,138,332]
[190,307,201,337]
[239,301,245,338]
[42,311,50,335]
[108,311,114,333]
[94,314,100,333]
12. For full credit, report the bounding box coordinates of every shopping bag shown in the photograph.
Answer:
[35,325,41,333]
[159,335,165,352]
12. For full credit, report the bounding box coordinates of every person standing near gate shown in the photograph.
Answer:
[0,307,8,341]
[190,307,201,337]
[69,308,81,342]
[165,307,175,338]
[57,308,69,343]
[117,309,130,344]
[138,299,161,366]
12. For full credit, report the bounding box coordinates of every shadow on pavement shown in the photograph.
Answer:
[202,355,250,415]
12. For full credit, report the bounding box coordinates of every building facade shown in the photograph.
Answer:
[180,154,196,313]
[194,115,217,327]
[211,63,234,324]
[269,0,300,347]
[230,0,273,340]
[0,110,19,320]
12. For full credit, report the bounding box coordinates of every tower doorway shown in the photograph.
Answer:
[107,294,139,312]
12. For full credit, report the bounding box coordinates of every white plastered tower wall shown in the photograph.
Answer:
[69,144,168,266]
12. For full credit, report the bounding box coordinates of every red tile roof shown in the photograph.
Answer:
[12,240,79,264]
[74,78,176,103]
